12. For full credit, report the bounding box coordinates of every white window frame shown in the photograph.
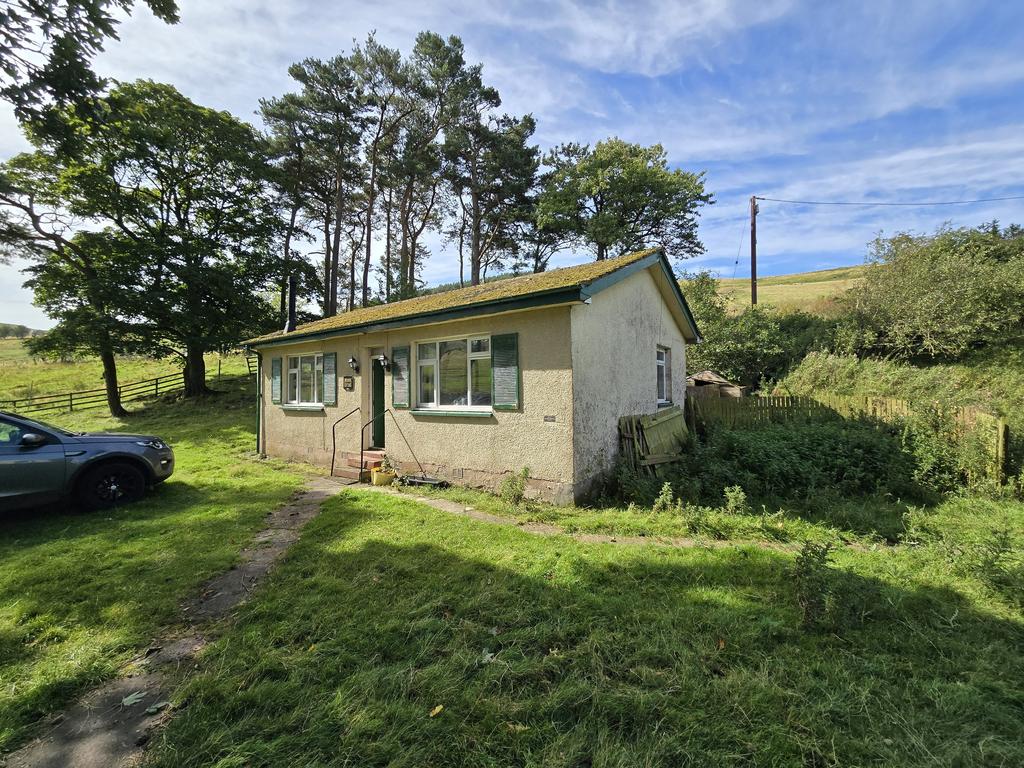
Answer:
[415,334,492,411]
[656,346,672,405]
[286,354,323,405]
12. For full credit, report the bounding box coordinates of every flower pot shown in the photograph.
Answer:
[372,469,396,486]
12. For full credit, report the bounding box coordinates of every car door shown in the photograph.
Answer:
[0,417,67,512]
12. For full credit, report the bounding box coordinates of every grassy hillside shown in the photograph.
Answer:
[717,265,865,315]
[780,347,1024,475]
[0,341,250,402]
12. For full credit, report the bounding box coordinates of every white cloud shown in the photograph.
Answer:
[2,0,1024,322]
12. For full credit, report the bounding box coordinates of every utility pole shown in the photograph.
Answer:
[750,195,759,306]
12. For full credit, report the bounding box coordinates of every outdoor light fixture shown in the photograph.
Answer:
[377,354,390,371]
[347,356,359,373]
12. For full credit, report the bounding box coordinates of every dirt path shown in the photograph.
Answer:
[4,476,348,768]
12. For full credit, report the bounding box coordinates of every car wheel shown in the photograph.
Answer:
[77,462,147,511]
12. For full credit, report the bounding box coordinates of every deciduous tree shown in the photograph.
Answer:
[538,138,712,262]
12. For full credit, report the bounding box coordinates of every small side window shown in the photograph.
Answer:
[656,347,671,404]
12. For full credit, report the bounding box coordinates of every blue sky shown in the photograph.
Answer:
[2,0,1023,328]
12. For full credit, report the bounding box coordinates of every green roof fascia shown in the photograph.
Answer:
[248,285,586,349]
[578,249,702,341]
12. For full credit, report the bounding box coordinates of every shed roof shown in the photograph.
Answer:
[247,247,700,347]
[686,370,736,386]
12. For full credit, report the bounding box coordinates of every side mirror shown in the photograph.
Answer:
[20,433,46,447]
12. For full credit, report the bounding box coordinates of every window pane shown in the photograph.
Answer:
[471,358,492,405]
[300,356,314,403]
[315,356,323,402]
[470,338,489,354]
[656,349,665,363]
[439,340,468,406]
[419,364,435,406]
[288,371,299,402]
[0,421,24,445]
[418,343,436,361]
[657,364,666,400]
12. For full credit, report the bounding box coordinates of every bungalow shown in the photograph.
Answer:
[245,247,700,503]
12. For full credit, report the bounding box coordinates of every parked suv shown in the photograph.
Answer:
[0,411,174,512]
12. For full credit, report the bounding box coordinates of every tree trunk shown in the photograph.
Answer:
[322,217,333,316]
[99,344,128,418]
[330,169,344,316]
[397,184,413,299]
[596,242,607,261]
[362,180,376,306]
[182,345,208,398]
[470,193,482,285]
[384,190,393,301]
[280,201,299,325]
[348,238,356,312]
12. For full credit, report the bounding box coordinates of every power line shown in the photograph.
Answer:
[754,194,1024,207]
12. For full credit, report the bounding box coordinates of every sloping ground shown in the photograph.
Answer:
[780,347,1024,473]
[0,346,249,401]
[717,265,865,315]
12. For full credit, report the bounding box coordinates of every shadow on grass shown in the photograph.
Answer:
[149,492,1024,768]
[0,387,305,753]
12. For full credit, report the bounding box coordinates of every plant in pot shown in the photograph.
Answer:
[372,454,397,486]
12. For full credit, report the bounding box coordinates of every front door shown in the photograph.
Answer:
[371,357,386,449]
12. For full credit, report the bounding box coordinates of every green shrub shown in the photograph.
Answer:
[791,541,884,632]
[723,485,751,515]
[652,482,676,514]
[792,542,833,630]
[499,467,530,506]
[669,420,920,504]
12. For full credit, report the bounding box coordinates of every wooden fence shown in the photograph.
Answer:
[687,393,1009,483]
[4,372,193,416]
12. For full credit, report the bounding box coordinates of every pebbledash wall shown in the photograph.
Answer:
[259,305,579,503]
[570,267,688,499]
[257,267,689,504]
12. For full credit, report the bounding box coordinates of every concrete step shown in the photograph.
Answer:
[346,456,382,470]
[332,466,368,482]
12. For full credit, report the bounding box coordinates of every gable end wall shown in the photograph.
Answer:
[569,267,687,500]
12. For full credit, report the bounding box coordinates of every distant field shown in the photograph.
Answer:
[0,339,249,402]
[716,265,865,314]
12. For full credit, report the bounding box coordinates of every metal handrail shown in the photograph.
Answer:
[357,408,428,480]
[329,407,362,477]
[386,409,427,478]
[358,411,384,477]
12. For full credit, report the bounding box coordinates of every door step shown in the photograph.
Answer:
[342,450,385,471]
[332,466,369,482]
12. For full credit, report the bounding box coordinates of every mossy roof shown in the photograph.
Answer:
[247,248,675,346]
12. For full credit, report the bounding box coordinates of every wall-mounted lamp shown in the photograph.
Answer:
[377,354,390,371]
[347,356,360,373]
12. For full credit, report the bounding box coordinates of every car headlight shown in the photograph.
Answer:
[135,440,166,450]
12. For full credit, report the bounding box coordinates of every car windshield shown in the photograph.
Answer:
[5,413,83,437]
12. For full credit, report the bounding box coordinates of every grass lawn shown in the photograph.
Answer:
[0,379,307,753]
[395,482,918,544]
[148,489,1023,767]
[0,341,250,401]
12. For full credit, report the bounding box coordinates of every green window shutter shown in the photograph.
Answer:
[270,357,282,404]
[391,346,410,409]
[322,352,337,406]
[491,333,520,410]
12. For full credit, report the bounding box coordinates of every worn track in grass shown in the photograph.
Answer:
[3,476,348,768]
